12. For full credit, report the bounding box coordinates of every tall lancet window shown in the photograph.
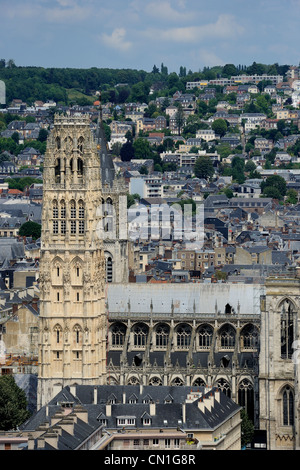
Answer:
[53,200,58,234]
[70,200,76,234]
[282,385,294,426]
[280,299,294,359]
[78,200,85,234]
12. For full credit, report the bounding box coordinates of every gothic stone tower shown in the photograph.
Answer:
[259,271,300,450]
[37,114,107,408]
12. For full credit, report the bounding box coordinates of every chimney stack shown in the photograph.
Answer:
[149,401,156,416]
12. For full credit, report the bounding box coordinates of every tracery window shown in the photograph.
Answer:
[133,323,148,347]
[192,378,206,387]
[241,324,259,350]
[149,377,162,386]
[219,324,235,349]
[238,379,254,422]
[216,378,231,398]
[171,377,184,386]
[155,324,169,348]
[176,324,191,348]
[280,300,294,359]
[127,376,140,385]
[198,324,213,349]
[111,323,126,346]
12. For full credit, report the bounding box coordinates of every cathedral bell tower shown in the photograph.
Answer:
[37,114,107,408]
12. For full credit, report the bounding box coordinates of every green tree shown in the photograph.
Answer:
[222,64,237,77]
[231,156,245,184]
[286,188,298,204]
[241,409,254,448]
[194,156,214,180]
[174,103,185,136]
[120,141,135,162]
[245,160,256,173]
[19,221,41,239]
[127,193,140,208]
[212,118,227,137]
[0,375,30,431]
[133,138,153,159]
[261,175,287,198]
[38,128,48,142]
[262,186,282,199]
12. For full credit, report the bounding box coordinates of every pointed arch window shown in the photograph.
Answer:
[78,200,85,234]
[176,324,191,348]
[105,256,113,283]
[216,378,231,398]
[282,386,294,426]
[133,323,148,347]
[52,200,58,234]
[77,136,84,153]
[54,325,62,344]
[74,325,82,345]
[238,379,254,422]
[241,324,259,350]
[198,324,213,349]
[60,200,66,234]
[219,324,235,349]
[155,324,169,348]
[111,323,126,346]
[281,300,294,359]
[70,200,76,234]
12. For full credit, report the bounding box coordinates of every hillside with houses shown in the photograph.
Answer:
[0,62,300,286]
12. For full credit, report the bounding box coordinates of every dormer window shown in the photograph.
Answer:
[117,417,135,426]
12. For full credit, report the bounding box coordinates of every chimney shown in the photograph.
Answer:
[27,435,35,450]
[149,401,156,416]
[198,398,205,413]
[214,388,220,403]
[182,402,186,424]
[94,387,98,405]
[44,430,59,449]
[123,391,126,404]
[50,411,64,427]
[60,417,75,435]
[36,436,45,449]
[74,405,88,423]
[106,403,112,417]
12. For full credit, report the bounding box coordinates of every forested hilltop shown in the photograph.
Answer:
[0,60,291,106]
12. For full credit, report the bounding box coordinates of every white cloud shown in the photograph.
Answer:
[101,28,132,52]
[144,14,244,43]
[145,0,193,22]
[196,49,226,67]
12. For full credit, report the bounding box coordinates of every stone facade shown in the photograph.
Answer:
[37,114,109,407]
[259,272,300,450]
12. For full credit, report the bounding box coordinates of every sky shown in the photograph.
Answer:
[1,0,300,73]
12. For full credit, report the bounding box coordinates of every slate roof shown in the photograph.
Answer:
[20,384,241,448]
